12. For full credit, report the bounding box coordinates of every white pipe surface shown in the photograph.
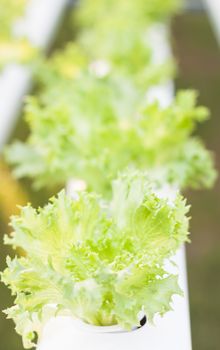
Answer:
[0,65,31,148]
[147,24,174,107]
[203,0,220,45]
[17,0,71,50]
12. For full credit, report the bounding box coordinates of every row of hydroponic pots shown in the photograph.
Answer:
[1,1,217,350]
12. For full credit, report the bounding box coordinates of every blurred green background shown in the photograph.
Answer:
[0,9,219,350]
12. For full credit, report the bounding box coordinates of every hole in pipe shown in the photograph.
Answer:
[139,315,147,328]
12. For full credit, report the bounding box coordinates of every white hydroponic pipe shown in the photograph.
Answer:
[38,25,192,350]
[0,0,70,150]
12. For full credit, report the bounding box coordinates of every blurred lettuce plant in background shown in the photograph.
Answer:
[5,90,216,195]
[75,0,179,81]
[5,0,216,195]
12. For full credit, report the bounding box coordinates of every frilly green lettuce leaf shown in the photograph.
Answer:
[114,274,182,328]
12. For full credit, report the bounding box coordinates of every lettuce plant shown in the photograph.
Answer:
[34,42,173,139]
[5,90,216,194]
[34,0,176,98]
[76,26,174,87]
[74,0,180,79]
[1,172,190,348]
[35,41,174,101]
